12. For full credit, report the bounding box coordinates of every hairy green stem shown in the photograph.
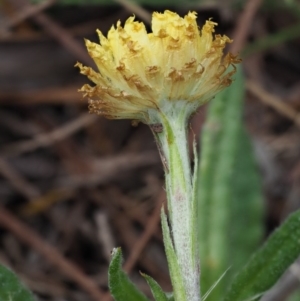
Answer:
[148,101,200,301]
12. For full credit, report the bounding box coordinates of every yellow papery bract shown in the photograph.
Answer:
[76,10,240,122]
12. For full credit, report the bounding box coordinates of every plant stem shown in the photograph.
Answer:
[149,101,200,301]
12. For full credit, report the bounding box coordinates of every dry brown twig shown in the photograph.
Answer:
[246,80,300,128]
[95,211,116,262]
[229,0,264,53]
[113,0,151,24]
[229,0,300,130]
[1,0,56,30]
[228,0,300,133]
[0,206,106,301]
[0,157,40,199]
[1,114,97,158]
[123,189,165,273]
[33,12,92,65]
[58,150,160,188]
[0,86,83,105]
[7,0,92,64]
[0,155,105,300]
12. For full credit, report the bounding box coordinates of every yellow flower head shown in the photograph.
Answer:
[76,10,240,123]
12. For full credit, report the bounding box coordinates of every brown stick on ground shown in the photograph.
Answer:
[0,158,40,199]
[0,86,82,105]
[246,80,300,128]
[2,0,56,29]
[113,0,151,24]
[33,12,92,65]
[123,189,165,273]
[7,0,91,65]
[0,206,106,301]
[229,0,263,54]
[1,114,97,158]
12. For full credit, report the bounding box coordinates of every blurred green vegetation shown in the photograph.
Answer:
[196,65,264,301]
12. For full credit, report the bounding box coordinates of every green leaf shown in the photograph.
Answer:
[196,65,244,299]
[108,248,150,301]
[223,210,300,301]
[0,264,35,301]
[230,126,264,271]
[195,65,264,300]
[161,209,187,301]
[141,273,169,301]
